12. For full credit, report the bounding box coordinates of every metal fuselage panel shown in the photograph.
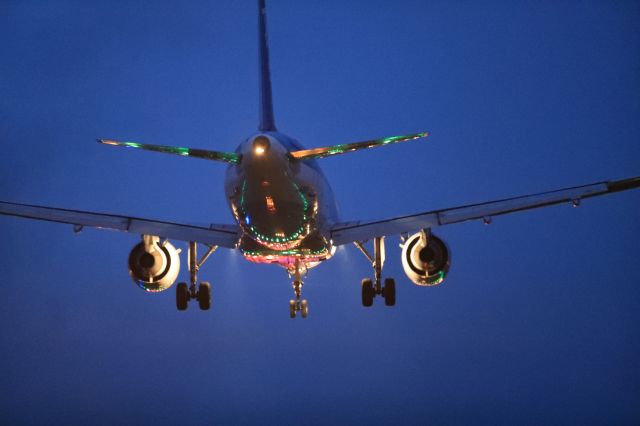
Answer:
[224,132,338,271]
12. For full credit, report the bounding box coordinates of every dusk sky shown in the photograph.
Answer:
[1,1,639,424]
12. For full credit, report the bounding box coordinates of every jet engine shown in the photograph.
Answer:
[401,231,451,286]
[128,235,181,292]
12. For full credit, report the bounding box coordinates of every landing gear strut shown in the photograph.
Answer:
[289,259,309,318]
[176,241,218,311]
[354,236,396,307]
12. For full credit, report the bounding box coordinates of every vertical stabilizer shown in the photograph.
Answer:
[258,0,276,131]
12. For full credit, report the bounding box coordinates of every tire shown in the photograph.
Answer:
[289,300,296,318]
[198,282,211,310]
[176,282,189,311]
[384,278,396,306]
[301,300,309,318]
[361,278,374,307]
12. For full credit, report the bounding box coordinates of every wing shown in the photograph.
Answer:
[330,176,640,245]
[0,201,240,248]
[288,132,428,161]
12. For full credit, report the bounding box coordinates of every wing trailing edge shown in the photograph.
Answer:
[289,132,429,161]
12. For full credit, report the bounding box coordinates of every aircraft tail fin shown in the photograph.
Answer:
[288,132,429,161]
[258,0,276,131]
[98,139,240,164]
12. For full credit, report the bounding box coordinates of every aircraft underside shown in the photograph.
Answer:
[122,223,451,318]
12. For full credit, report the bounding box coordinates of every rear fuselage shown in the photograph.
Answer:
[224,132,338,271]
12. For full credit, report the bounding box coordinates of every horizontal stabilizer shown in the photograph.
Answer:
[98,139,240,164]
[288,132,429,161]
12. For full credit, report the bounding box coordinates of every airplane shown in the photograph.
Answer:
[1,0,639,319]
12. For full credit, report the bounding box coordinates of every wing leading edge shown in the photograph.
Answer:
[0,201,240,248]
[331,176,640,245]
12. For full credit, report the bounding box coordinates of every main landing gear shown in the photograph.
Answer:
[355,236,396,307]
[289,259,309,319]
[176,241,218,311]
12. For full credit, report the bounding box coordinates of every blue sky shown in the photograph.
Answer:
[1,1,639,424]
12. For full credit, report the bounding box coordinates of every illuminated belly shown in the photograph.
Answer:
[239,232,335,269]
[242,200,309,249]
[232,176,316,250]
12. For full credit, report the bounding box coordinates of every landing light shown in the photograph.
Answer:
[253,136,270,155]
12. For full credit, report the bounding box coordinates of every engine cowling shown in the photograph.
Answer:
[401,231,451,286]
[128,235,181,292]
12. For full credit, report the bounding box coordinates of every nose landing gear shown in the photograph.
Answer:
[355,237,396,307]
[176,241,218,311]
[288,259,309,319]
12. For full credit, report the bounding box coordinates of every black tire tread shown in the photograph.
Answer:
[384,278,396,306]
[198,282,211,310]
[176,282,189,311]
[361,278,374,307]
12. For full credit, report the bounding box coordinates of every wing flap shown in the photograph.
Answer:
[0,201,240,248]
[331,176,640,245]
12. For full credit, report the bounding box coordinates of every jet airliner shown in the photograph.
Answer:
[1,0,639,318]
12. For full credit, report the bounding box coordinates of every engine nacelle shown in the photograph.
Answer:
[128,235,181,292]
[401,231,451,286]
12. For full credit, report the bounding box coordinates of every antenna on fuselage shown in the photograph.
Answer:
[258,0,276,132]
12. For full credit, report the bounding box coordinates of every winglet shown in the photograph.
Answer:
[98,139,240,164]
[288,132,429,161]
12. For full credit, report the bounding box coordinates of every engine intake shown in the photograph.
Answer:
[401,231,451,286]
[128,235,181,292]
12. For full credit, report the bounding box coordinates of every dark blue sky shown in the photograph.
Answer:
[1,1,639,424]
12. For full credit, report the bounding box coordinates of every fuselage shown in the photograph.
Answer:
[224,132,338,272]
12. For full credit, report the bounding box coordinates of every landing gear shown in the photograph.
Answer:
[384,278,396,306]
[197,282,211,310]
[289,296,309,319]
[360,277,395,307]
[176,281,211,310]
[176,282,189,310]
[176,241,218,311]
[289,300,296,318]
[288,259,309,319]
[355,237,396,307]
[361,278,374,307]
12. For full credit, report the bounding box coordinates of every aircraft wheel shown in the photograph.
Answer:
[289,300,296,318]
[198,282,211,310]
[301,300,309,318]
[361,278,374,307]
[176,282,189,311]
[384,278,396,306]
